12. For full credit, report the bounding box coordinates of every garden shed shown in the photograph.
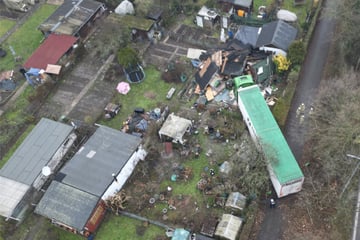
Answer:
[234,25,260,48]
[159,113,192,144]
[119,15,155,40]
[35,125,146,236]
[214,214,243,240]
[0,118,76,221]
[196,6,219,28]
[225,192,247,212]
[38,0,106,38]
[256,20,297,51]
[24,34,78,70]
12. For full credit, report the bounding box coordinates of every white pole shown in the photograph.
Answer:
[352,183,360,240]
[346,154,360,240]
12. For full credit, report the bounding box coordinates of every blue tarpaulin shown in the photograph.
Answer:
[25,68,41,86]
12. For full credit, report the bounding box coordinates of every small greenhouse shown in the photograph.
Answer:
[225,192,247,212]
[214,214,243,240]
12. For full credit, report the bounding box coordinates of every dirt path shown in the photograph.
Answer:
[37,53,116,122]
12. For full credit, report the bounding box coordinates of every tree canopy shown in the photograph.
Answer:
[117,46,139,67]
[334,0,360,69]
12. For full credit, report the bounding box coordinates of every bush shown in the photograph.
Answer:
[117,47,139,67]
[288,40,305,66]
[273,54,291,73]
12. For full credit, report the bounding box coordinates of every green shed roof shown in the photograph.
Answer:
[238,85,303,184]
[107,14,154,31]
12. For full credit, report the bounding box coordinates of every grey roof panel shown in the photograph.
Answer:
[234,25,260,47]
[60,125,141,197]
[256,21,278,48]
[0,176,30,218]
[39,0,104,35]
[0,118,73,185]
[35,181,99,231]
[256,20,297,51]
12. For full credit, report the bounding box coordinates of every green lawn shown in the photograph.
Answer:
[0,19,16,37]
[96,215,164,240]
[0,4,58,71]
[99,66,182,129]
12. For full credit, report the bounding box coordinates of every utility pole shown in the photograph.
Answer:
[341,154,360,197]
[344,154,360,240]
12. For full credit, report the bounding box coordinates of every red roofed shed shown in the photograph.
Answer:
[24,34,78,70]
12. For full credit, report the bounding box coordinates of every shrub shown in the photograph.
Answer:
[273,54,291,73]
[288,40,305,66]
[117,47,139,67]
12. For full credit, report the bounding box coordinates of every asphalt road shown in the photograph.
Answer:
[257,0,338,239]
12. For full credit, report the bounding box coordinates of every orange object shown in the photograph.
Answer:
[237,10,245,17]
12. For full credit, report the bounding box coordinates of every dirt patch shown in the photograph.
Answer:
[144,91,157,99]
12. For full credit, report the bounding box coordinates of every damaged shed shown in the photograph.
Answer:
[159,113,192,144]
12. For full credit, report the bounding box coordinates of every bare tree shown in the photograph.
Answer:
[303,69,360,238]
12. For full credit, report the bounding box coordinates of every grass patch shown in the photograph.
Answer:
[0,4,58,71]
[0,124,35,168]
[0,19,16,37]
[99,65,181,129]
[95,214,164,240]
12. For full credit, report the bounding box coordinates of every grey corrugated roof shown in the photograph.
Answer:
[256,20,297,50]
[34,181,99,231]
[59,125,141,197]
[0,176,30,218]
[234,25,260,47]
[0,118,73,185]
[38,0,104,35]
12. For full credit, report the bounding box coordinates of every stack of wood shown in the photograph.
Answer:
[105,190,131,214]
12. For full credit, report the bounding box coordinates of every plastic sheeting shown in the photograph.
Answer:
[115,0,134,15]
[277,9,297,22]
